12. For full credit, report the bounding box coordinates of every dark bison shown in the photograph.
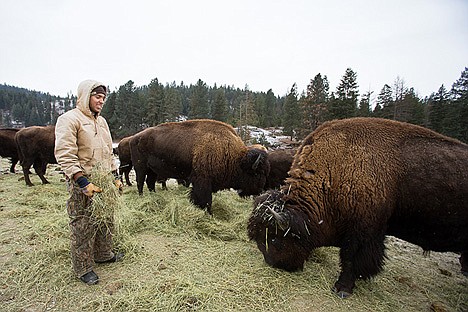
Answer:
[130,119,270,214]
[117,136,134,186]
[264,148,295,190]
[15,125,57,186]
[248,117,468,298]
[0,128,20,173]
[117,134,180,190]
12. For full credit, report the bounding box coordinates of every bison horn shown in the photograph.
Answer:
[268,207,289,230]
[252,154,262,170]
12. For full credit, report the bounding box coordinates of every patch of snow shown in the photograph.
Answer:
[236,125,292,149]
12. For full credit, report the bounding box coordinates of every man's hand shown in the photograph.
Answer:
[82,183,103,197]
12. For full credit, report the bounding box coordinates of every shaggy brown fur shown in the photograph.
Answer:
[248,117,468,298]
[130,119,270,213]
[0,128,20,173]
[15,125,57,186]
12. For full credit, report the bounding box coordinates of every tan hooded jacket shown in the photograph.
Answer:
[54,79,117,180]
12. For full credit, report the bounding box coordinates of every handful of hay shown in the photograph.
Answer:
[88,164,123,228]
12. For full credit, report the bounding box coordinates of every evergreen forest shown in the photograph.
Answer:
[1,67,467,144]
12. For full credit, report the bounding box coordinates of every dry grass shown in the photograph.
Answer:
[0,158,467,312]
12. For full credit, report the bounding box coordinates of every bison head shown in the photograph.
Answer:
[236,149,270,197]
[248,190,310,272]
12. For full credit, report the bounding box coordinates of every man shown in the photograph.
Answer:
[55,79,124,285]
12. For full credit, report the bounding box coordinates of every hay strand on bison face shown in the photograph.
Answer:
[89,163,123,231]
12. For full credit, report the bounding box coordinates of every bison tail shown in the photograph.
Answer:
[14,135,25,165]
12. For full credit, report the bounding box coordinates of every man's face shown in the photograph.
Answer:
[89,93,106,114]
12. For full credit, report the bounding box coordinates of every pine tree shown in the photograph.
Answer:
[189,79,209,119]
[243,86,259,126]
[146,78,165,125]
[283,83,300,139]
[164,82,183,122]
[357,91,372,117]
[254,93,267,128]
[375,84,393,119]
[102,91,118,132]
[212,87,228,122]
[264,89,277,127]
[328,68,359,119]
[114,80,141,136]
[448,67,468,142]
[403,88,424,125]
[301,73,329,136]
[427,85,449,133]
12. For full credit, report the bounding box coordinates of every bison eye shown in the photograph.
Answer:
[270,238,281,249]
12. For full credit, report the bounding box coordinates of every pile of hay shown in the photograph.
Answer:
[0,170,466,312]
[88,164,123,232]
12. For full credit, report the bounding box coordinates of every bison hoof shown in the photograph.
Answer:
[332,286,352,299]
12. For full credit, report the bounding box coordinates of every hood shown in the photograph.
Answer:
[76,79,106,117]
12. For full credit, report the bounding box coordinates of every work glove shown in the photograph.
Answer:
[82,183,103,197]
[76,176,102,197]
[115,179,123,193]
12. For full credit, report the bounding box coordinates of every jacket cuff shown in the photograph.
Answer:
[76,176,90,188]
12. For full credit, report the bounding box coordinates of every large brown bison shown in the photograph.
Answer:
[248,117,468,298]
[0,128,20,173]
[15,125,57,186]
[130,119,270,214]
[264,148,295,190]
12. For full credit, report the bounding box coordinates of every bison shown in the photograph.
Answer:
[15,125,57,186]
[130,119,270,214]
[0,128,20,173]
[117,135,134,186]
[117,134,181,190]
[248,117,468,298]
[264,148,295,190]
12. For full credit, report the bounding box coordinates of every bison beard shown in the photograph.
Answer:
[248,117,468,299]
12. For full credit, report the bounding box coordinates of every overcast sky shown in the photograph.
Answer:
[1,0,467,100]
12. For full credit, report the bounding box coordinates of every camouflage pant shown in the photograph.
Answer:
[67,179,115,277]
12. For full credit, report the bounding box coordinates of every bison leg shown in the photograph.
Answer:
[334,235,386,298]
[146,171,157,192]
[10,157,19,173]
[120,166,132,186]
[124,170,132,186]
[190,179,212,214]
[34,160,50,184]
[461,251,468,276]
[133,166,147,195]
[160,179,167,190]
[22,161,34,187]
